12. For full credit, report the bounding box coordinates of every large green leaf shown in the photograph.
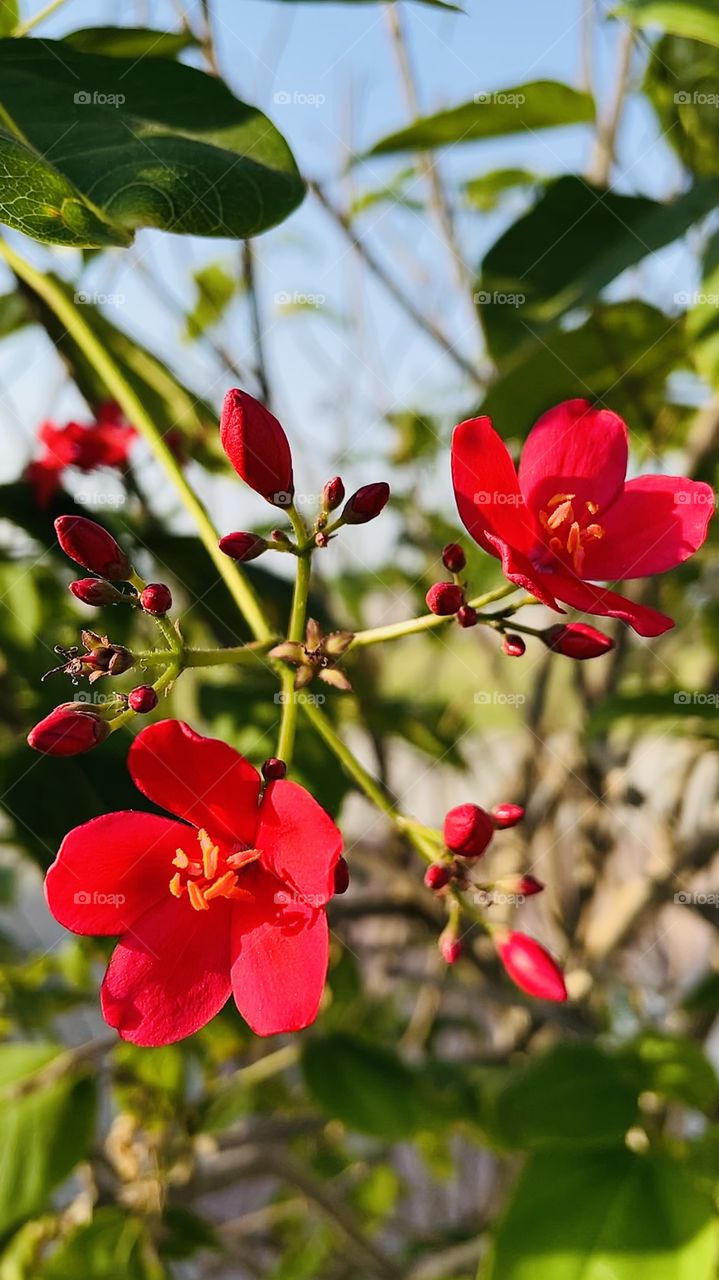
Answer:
[302,1034,431,1139]
[367,81,594,155]
[483,1150,717,1280]
[478,174,719,357]
[0,1043,96,1236]
[0,38,304,247]
[644,35,719,176]
[479,302,687,438]
[616,0,719,47]
[41,1209,165,1280]
[618,1033,719,1112]
[487,1043,639,1151]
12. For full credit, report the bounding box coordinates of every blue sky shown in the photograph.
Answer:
[0,0,686,540]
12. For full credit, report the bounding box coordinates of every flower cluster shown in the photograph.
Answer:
[25,401,137,506]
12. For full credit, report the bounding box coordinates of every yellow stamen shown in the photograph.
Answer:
[586,500,599,515]
[226,848,262,870]
[187,880,209,911]
[546,500,575,530]
[547,492,576,508]
[586,523,604,540]
[204,870,240,900]
[173,849,189,869]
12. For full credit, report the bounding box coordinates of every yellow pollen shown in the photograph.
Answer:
[539,490,605,574]
[204,870,240,901]
[170,830,261,911]
[187,880,209,911]
[173,849,189,869]
[547,492,576,508]
[546,499,575,530]
[586,523,604,540]
[586,500,599,515]
[169,872,184,898]
[198,828,219,880]
[227,848,262,870]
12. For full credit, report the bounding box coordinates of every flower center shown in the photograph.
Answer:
[538,492,605,575]
[169,828,261,911]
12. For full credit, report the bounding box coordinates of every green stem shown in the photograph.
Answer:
[108,658,181,733]
[0,241,271,643]
[134,642,275,668]
[276,506,312,766]
[351,583,518,649]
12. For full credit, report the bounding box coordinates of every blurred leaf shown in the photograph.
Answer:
[483,1150,717,1280]
[0,1043,96,1237]
[351,1164,401,1221]
[0,39,304,247]
[464,168,540,211]
[0,291,29,339]
[185,262,237,341]
[302,1033,430,1139]
[62,26,199,58]
[367,82,594,155]
[587,687,716,735]
[478,174,719,357]
[41,1209,165,1280]
[349,167,423,217]
[487,1043,639,1151]
[644,36,719,176]
[687,226,719,383]
[388,409,443,465]
[0,1,16,36]
[479,302,686,438]
[682,968,719,1011]
[618,1033,718,1112]
[616,0,719,47]
[158,1208,219,1261]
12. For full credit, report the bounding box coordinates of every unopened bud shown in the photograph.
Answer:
[322,476,345,512]
[543,623,614,660]
[262,757,287,781]
[220,388,294,506]
[495,930,567,1002]
[457,605,478,628]
[55,516,131,581]
[28,703,109,756]
[70,578,126,607]
[128,686,158,713]
[426,582,464,616]
[140,583,172,615]
[333,857,350,895]
[443,803,494,859]
[219,532,268,563]
[496,873,544,897]
[492,802,525,829]
[424,863,451,891]
[439,929,463,965]
[442,542,466,573]
[341,482,390,525]
[503,634,526,657]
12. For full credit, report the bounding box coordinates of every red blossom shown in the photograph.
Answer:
[26,403,136,506]
[220,389,294,506]
[44,721,343,1045]
[451,398,714,637]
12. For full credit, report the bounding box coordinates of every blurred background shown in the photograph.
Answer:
[1,0,719,1276]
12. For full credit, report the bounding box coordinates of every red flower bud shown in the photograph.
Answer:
[424,863,451,891]
[219,532,268,563]
[439,930,463,965]
[492,802,525,829]
[503,634,526,657]
[262,757,287,781]
[333,857,350,895]
[140,583,172,616]
[128,686,158,714]
[426,582,464,616]
[55,516,131,581]
[515,874,544,897]
[442,542,466,573]
[220,388,294,507]
[443,803,494,859]
[69,578,126,607]
[341,482,390,525]
[495,930,567,1002]
[28,702,109,756]
[543,623,614,660]
[322,476,345,512]
[457,605,478,628]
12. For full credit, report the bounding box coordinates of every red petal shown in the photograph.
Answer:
[129,721,261,846]
[581,475,714,581]
[542,572,674,636]
[256,780,342,903]
[101,896,232,1045]
[45,811,187,935]
[518,399,628,513]
[451,417,536,556]
[231,869,329,1035]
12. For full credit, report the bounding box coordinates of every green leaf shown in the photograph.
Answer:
[0,38,304,247]
[62,26,199,58]
[366,82,594,156]
[0,290,31,339]
[618,1034,718,1112]
[644,35,719,176]
[483,1150,717,1280]
[0,1043,96,1236]
[487,1043,640,1151]
[479,302,686,439]
[687,227,719,383]
[615,0,719,47]
[0,0,17,38]
[302,1034,431,1139]
[40,1209,165,1280]
[185,262,237,341]
[478,174,719,357]
[464,167,540,211]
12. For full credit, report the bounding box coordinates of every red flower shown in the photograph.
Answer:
[451,398,714,637]
[26,403,136,506]
[495,930,567,1002]
[220,389,294,506]
[44,721,342,1045]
